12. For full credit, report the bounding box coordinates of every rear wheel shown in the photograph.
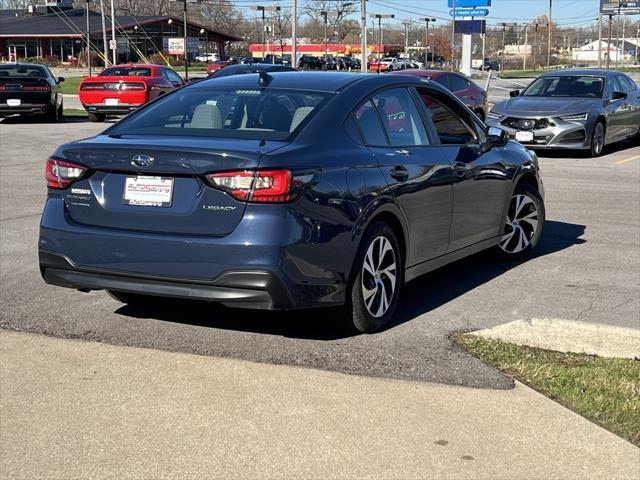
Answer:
[88,112,106,122]
[348,222,402,333]
[495,184,545,260]
[589,121,605,157]
[45,102,60,122]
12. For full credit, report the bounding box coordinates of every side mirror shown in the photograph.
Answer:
[487,126,508,146]
[57,76,65,83]
[509,90,520,97]
[612,91,627,101]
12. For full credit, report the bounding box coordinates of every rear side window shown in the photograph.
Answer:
[101,67,151,76]
[419,92,477,145]
[107,88,329,141]
[433,75,450,90]
[354,100,388,146]
[617,75,636,93]
[371,88,430,147]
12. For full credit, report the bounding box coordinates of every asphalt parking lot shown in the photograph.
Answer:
[1,114,638,389]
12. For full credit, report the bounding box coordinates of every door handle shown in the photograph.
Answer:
[395,149,411,155]
[389,166,409,181]
[454,162,472,176]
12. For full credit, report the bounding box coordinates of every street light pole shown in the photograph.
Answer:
[451,0,456,69]
[598,14,603,68]
[402,21,410,58]
[110,0,116,65]
[370,13,394,71]
[419,18,436,67]
[86,0,92,77]
[182,0,189,80]
[547,0,552,68]
[360,0,367,72]
[321,11,328,57]
[292,0,297,68]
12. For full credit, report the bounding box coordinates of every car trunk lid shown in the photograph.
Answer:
[57,136,286,236]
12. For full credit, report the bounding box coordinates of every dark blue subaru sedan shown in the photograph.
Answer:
[39,72,545,332]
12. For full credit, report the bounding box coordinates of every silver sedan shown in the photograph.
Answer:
[487,70,640,157]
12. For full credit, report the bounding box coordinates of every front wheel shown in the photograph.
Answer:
[495,185,545,260]
[589,121,605,157]
[348,222,402,333]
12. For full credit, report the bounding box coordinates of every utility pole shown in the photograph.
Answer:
[85,0,92,76]
[523,25,528,71]
[360,0,367,72]
[419,17,436,67]
[451,0,456,70]
[533,23,539,71]
[110,0,116,65]
[598,14,603,68]
[621,13,626,67]
[292,0,297,68]
[252,6,279,61]
[99,0,108,67]
[402,21,410,58]
[182,0,188,80]
[547,0,552,69]
[607,14,613,69]
[615,2,621,69]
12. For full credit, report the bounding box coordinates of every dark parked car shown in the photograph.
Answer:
[0,63,64,121]
[483,59,500,71]
[340,56,361,70]
[487,69,640,156]
[391,70,488,121]
[297,55,325,70]
[39,72,544,332]
[209,63,296,79]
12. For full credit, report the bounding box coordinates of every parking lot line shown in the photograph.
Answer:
[614,154,640,165]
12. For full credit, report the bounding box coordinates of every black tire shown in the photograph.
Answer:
[494,182,545,261]
[589,121,605,157]
[107,290,157,306]
[347,221,403,333]
[88,112,106,122]
[45,103,59,122]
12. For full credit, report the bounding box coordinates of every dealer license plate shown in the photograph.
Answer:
[123,176,173,207]
[105,98,119,106]
[7,99,21,106]
[515,131,534,143]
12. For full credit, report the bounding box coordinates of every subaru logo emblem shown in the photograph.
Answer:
[131,154,154,167]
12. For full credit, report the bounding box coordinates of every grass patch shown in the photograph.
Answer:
[59,76,84,95]
[499,66,639,78]
[458,334,640,446]
[63,108,87,116]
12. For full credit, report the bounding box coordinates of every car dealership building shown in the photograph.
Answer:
[0,0,240,64]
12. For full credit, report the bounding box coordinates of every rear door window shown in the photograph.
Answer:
[371,88,430,147]
[450,74,470,92]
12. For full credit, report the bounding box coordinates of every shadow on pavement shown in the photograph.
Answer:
[116,220,586,340]
[535,135,639,158]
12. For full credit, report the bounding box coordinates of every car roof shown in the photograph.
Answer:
[189,71,437,93]
[0,63,46,69]
[390,70,451,79]
[539,69,617,77]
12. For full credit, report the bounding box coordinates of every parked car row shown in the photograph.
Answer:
[370,57,422,72]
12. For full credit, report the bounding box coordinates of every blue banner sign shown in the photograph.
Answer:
[454,20,486,34]
[448,0,491,7]
[450,7,489,16]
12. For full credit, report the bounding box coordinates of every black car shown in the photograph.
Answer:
[210,63,296,78]
[297,55,325,70]
[340,56,361,70]
[0,63,64,121]
[39,72,545,333]
[484,59,500,71]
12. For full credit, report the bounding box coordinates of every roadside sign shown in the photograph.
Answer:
[448,0,491,7]
[450,7,489,16]
[164,37,199,55]
[600,0,640,14]
[454,20,486,34]
[109,39,117,50]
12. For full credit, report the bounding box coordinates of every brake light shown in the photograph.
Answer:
[80,83,105,90]
[22,84,49,91]
[206,169,293,203]
[0,85,5,91]
[46,158,86,189]
[122,82,146,91]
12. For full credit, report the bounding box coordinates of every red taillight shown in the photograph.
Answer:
[80,83,105,90]
[206,169,293,203]
[0,85,5,91]
[22,84,49,91]
[122,82,146,91]
[46,158,86,189]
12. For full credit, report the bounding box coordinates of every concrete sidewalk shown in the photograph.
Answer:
[1,330,638,479]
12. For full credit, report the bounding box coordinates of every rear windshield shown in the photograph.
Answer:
[0,66,46,78]
[523,76,604,98]
[100,67,151,77]
[107,87,329,141]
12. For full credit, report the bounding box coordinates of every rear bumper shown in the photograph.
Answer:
[0,103,49,115]
[40,250,293,309]
[83,103,141,115]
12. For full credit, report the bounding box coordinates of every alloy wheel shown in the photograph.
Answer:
[499,194,539,254]
[361,236,397,318]
[592,123,604,156]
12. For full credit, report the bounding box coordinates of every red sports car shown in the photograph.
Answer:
[207,60,233,75]
[390,70,488,121]
[78,64,184,122]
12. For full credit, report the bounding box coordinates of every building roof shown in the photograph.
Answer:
[0,8,241,41]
